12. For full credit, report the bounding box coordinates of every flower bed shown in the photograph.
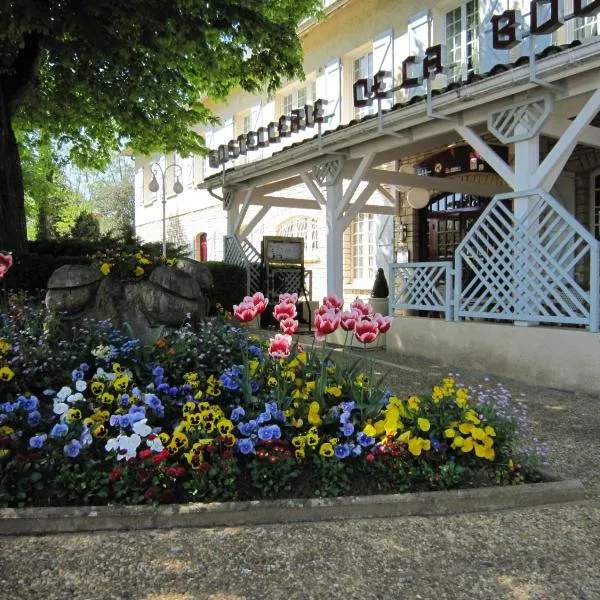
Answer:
[0,276,549,508]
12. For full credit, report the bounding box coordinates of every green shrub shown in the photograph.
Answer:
[204,261,247,314]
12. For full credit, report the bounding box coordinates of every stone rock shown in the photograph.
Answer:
[45,259,211,343]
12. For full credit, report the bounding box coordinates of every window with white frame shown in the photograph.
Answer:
[591,170,600,239]
[281,81,316,114]
[353,51,374,119]
[574,14,599,41]
[351,213,376,281]
[242,113,252,134]
[445,0,479,83]
[278,217,319,257]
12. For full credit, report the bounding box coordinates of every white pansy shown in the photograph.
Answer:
[56,386,72,400]
[75,380,87,392]
[67,392,84,403]
[53,401,69,416]
[132,419,152,438]
[146,437,163,452]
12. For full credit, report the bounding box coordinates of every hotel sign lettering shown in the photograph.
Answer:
[354,0,600,104]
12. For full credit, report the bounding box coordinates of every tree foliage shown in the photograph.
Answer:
[0,0,322,251]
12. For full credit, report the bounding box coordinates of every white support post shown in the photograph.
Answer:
[240,205,269,242]
[335,153,375,220]
[300,172,326,208]
[341,182,378,230]
[225,192,240,238]
[325,172,345,298]
[233,186,255,235]
[514,133,540,327]
[455,125,517,189]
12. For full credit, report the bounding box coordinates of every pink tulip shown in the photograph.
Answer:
[0,253,13,281]
[373,313,393,334]
[273,301,297,322]
[323,293,343,312]
[314,309,341,342]
[268,333,293,359]
[233,300,257,323]
[278,293,298,305]
[350,297,373,317]
[280,317,299,335]
[354,318,379,344]
[340,310,360,332]
[250,292,269,314]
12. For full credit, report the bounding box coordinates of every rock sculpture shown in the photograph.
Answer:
[45,258,213,343]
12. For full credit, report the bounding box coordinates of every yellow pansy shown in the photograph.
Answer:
[217,419,234,435]
[325,385,342,398]
[66,408,82,422]
[305,381,316,392]
[444,428,456,438]
[0,339,10,354]
[92,424,108,439]
[417,417,431,432]
[113,376,129,392]
[459,422,473,435]
[306,427,319,447]
[363,424,377,437]
[471,427,486,441]
[0,425,14,436]
[483,435,494,449]
[484,425,496,437]
[465,410,481,424]
[461,437,474,453]
[292,436,306,449]
[319,442,335,458]
[194,390,204,400]
[248,360,259,376]
[397,430,412,443]
[456,388,469,407]
[134,266,144,277]
[0,366,14,382]
[267,376,278,387]
[431,386,444,403]
[474,442,487,458]
[182,401,197,415]
[373,420,386,436]
[307,401,321,426]
[452,435,465,448]
[100,262,111,276]
[408,437,431,457]
[158,432,170,445]
[407,395,420,411]
[483,447,495,461]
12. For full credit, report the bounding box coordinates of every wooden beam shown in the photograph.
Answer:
[364,169,510,196]
[300,172,326,208]
[342,182,378,229]
[240,205,270,239]
[255,196,322,210]
[541,119,600,150]
[337,153,375,219]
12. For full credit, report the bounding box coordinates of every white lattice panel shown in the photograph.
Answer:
[389,262,454,319]
[454,189,600,331]
[487,96,552,144]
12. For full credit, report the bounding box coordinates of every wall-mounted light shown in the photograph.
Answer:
[400,222,408,243]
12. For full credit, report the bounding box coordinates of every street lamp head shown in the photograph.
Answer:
[173,177,184,195]
[148,174,160,193]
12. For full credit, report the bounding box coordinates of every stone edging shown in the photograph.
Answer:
[0,479,585,535]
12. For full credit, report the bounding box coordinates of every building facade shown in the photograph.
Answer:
[134,0,600,392]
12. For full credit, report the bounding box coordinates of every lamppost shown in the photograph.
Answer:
[148,162,184,257]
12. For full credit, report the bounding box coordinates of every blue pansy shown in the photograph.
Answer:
[248,345,263,358]
[50,423,69,438]
[27,411,41,427]
[352,444,362,457]
[265,401,278,415]
[334,444,351,459]
[257,411,271,424]
[79,362,90,372]
[29,434,47,449]
[23,395,39,412]
[356,431,375,447]
[250,379,260,394]
[168,386,179,397]
[257,426,273,441]
[340,411,351,425]
[156,383,169,393]
[43,388,56,397]
[342,422,355,436]
[152,366,164,379]
[341,401,355,413]
[80,427,93,447]
[270,424,282,439]
[71,369,85,381]
[118,414,132,428]
[230,407,245,422]
[237,438,255,455]
[238,420,257,436]
[64,439,82,458]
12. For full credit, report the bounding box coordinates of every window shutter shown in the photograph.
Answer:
[479,0,511,72]
[325,57,342,129]
[407,10,431,97]
[373,30,394,109]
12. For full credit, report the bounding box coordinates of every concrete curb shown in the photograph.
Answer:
[0,479,586,536]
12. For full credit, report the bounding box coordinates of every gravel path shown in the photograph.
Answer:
[1,345,599,600]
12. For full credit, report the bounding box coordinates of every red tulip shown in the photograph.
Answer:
[268,333,293,359]
[323,293,343,312]
[350,297,373,317]
[314,309,341,341]
[340,309,360,332]
[233,300,257,323]
[280,317,299,335]
[273,301,297,322]
[0,253,13,281]
[373,313,393,333]
[354,318,379,344]
[250,292,269,314]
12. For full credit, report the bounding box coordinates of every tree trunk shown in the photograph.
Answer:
[0,84,28,253]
